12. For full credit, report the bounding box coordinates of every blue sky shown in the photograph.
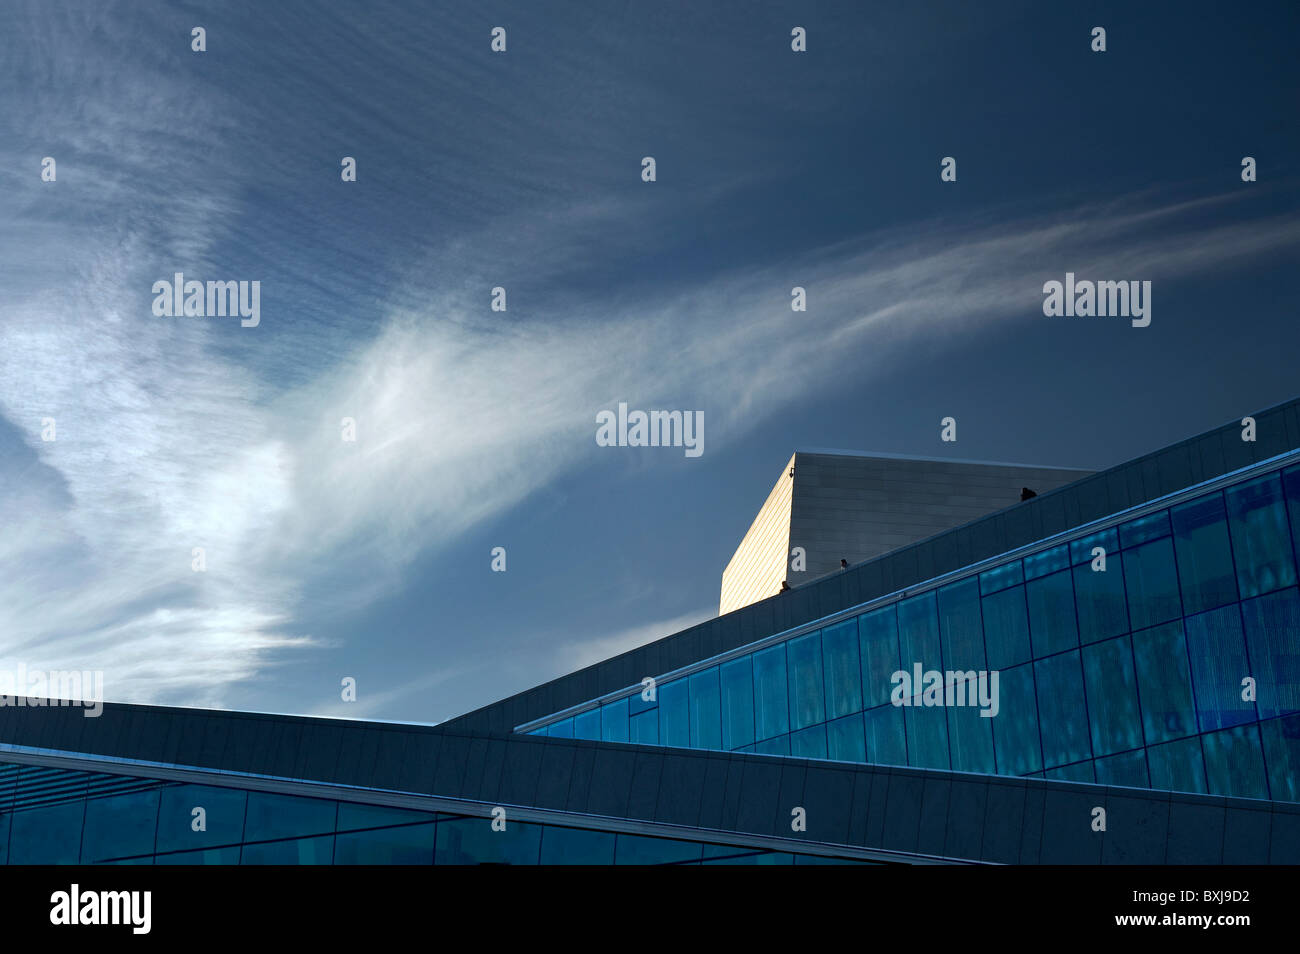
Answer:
[1,0,1297,725]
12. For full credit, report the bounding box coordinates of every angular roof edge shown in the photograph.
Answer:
[793,447,1096,472]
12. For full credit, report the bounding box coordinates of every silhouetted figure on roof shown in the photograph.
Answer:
[1020,487,1037,501]
[780,581,790,592]
[840,559,849,569]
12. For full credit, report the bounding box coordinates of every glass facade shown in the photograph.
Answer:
[0,761,870,865]
[531,461,1300,803]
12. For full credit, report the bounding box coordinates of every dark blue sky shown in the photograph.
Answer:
[1,0,1296,724]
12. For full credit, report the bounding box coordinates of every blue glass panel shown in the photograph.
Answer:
[1034,651,1090,769]
[1045,761,1094,783]
[8,801,84,864]
[614,834,703,865]
[1260,714,1300,803]
[629,709,659,745]
[573,707,602,741]
[1122,537,1182,630]
[156,846,241,864]
[991,662,1041,775]
[786,631,825,730]
[547,717,574,738]
[1202,724,1268,799]
[688,668,722,749]
[241,835,334,864]
[1071,528,1118,565]
[938,577,985,672]
[902,697,949,770]
[859,606,901,708]
[1240,586,1300,719]
[790,723,827,759]
[602,697,629,743]
[1119,510,1171,548]
[821,619,862,720]
[753,734,790,756]
[981,585,1031,671]
[81,789,160,862]
[720,657,754,750]
[863,705,907,766]
[1133,621,1197,744]
[156,784,247,853]
[1094,749,1149,788]
[659,678,689,747]
[1024,543,1069,580]
[244,791,336,842]
[897,592,941,671]
[752,645,789,741]
[1026,569,1078,656]
[1285,465,1300,564]
[539,825,616,864]
[435,816,542,865]
[826,713,866,762]
[334,823,436,864]
[979,560,1023,595]
[628,682,657,715]
[1073,552,1129,644]
[1226,473,1297,598]
[336,802,433,832]
[1146,736,1206,794]
[1184,605,1256,731]
[946,700,995,774]
[1081,636,1142,757]
[1172,493,1239,614]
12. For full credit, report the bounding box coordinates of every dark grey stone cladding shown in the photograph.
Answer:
[443,397,1300,734]
[0,701,1296,863]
